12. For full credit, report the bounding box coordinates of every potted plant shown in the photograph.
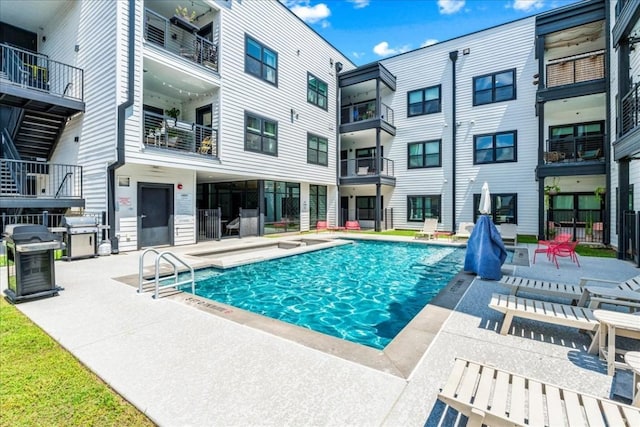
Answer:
[171,6,200,33]
[585,216,593,242]
[166,107,180,121]
[544,178,560,209]
[594,186,606,203]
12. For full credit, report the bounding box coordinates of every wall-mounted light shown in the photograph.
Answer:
[350,195,353,199]
[290,108,298,121]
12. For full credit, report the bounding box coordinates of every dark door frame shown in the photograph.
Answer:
[137,182,174,249]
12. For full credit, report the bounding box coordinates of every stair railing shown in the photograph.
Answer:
[138,249,195,299]
[54,172,73,198]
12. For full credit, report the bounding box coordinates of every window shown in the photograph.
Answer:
[309,185,327,228]
[245,35,277,85]
[307,133,328,166]
[356,196,382,221]
[245,112,277,156]
[474,131,516,164]
[355,147,383,173]
[473,193,517,224]
[408,196,440,222]
[408,85,441,116]
[307,73,328,110]
[408,140,441,168]
[473,69,515,105]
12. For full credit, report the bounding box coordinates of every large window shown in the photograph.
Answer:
[309,185,327,228]
[245,112,277,156]
[356,196,382,221]
[245,35,277,85]
[408,140,441,168]
[407,85,441,116]
[264,181,299,234]
[307,73,328,110]
[474,131,516,164]
[408,196,440,222]
[473,69,515,105]
[473,193,517,224]
[307,133,328,166]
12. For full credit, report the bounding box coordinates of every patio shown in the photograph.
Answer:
[1,236,638,425]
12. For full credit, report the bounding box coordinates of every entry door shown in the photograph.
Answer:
[195,105,212,143]
[138,183,173,248]
[340,196,349,225]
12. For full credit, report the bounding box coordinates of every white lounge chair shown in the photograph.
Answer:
[414,218,438,240]
[438,358,640,427]
[498,223,517,245]
[453,222,474,241]
[226,217,240,235]
[497,274,640,310]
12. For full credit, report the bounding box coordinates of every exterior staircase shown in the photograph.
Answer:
[13,110,67,160]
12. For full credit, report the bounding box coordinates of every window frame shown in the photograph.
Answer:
[473,130,517,164]
[307,73,328,110]
[473,193,517,225]
[355,196,382,221]
[245,34,278,86]
[473,69,516,106]
[307,133,328,166]
[407,195,441,222]
[407,85,441,117]
[244,111,278,156]
[407,140,442,169]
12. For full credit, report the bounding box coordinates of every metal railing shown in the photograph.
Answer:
[0,211,104,235]
[0,43,84,101]
[341,101,394,126]
[340,157,395,178]
[138,248,195,299]
[544,134,605,164]
[546,50,605,88]
[1,158,82,198]
[621,211,639,266]
[144,9,218,72]
[197,208,221,242]
[143,111,218,157]
[620,82,640,136]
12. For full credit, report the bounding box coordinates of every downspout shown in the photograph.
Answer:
[335,62,343,225]
[107,0,135,249]
[449,51,458,231]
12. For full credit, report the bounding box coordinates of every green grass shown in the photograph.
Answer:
[0,298,155,427]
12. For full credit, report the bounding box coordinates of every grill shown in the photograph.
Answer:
[61,216,99,260]
[3,224,64,303]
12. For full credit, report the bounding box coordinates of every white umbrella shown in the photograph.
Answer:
[479,182,491,215]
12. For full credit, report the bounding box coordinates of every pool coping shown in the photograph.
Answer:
[115,236,520,379]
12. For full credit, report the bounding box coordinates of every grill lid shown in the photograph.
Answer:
[4,224,61,244]
[62,216,98,228]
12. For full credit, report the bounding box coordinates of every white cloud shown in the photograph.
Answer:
[421,39,438,47]
[287,1,331,24]
[352,51,365,59]
[512,0,545,11]
[348,0,370,8]
[373,41,410,57]
[438,0,465,15]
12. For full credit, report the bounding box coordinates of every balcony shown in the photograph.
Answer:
[544,134,605,164]
[1,158,83,208]
[621,82,640,136]
[144,9,218,72]
[546,50,605,88]
[143,111,218,157]
[340,157,394,178]
[341,101,394,126]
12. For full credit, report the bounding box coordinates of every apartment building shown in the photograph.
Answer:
[1,0,638,262]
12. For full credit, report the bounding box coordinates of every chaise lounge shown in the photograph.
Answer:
[414,218,438,240]
[438,358,640,426]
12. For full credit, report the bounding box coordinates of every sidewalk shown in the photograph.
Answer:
[2,238,638,426]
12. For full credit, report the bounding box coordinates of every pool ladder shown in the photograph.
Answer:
[138,248,195,299]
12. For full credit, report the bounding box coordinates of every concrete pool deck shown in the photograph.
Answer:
[1,234,639,426]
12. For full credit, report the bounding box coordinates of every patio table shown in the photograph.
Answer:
[593,310,640,376]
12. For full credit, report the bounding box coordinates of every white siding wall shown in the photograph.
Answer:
[381,17,539,234]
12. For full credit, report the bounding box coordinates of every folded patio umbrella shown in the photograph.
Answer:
[464,215,507,280]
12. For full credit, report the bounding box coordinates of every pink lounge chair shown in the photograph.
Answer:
[316,220,328,232]
[344,221,361,231]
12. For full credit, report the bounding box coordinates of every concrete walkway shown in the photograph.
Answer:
[2,237,639,426]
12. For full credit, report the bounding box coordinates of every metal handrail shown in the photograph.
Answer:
[137,248,195,298]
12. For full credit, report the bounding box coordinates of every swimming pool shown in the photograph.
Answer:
[185,240,466,349]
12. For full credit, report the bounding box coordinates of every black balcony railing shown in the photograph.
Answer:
[340,157,394,178]
[546,50,605,88]
[1,158,82,198]
[341,101,394,125]
[143,111,218,157]
[144,9,218,72]
[0,43,84,101]
[621,82,640,136]
[544,134,605,164]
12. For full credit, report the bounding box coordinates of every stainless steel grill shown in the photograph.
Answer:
[61,216,99,260]
[3,224,64,303]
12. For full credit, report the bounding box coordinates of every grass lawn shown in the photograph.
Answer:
[0,298,154,427]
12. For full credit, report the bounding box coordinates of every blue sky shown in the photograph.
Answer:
[283,0,583,65]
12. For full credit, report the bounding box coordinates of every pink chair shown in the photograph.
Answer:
[532,233,571,264]
[550,240,580,269]
[316,221,328,233]
[345,221,361,231]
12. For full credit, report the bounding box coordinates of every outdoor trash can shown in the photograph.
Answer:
[3,224,64,303]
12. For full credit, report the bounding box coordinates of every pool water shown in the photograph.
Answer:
[187,240,466,349]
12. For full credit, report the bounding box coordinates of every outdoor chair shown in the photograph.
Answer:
[438,358,640,426]
[199,137,212,155]
[344,220,361,231]
[497,223,517,245]
[226,217,240,235]
[550,240,580,268]
[316,220,328,233]
[414,218,438,240]
[532,232,571,264]
[452,222,474,241]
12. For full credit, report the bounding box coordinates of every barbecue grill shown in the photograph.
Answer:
[61,216,99,260]
[3,224,64,303]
